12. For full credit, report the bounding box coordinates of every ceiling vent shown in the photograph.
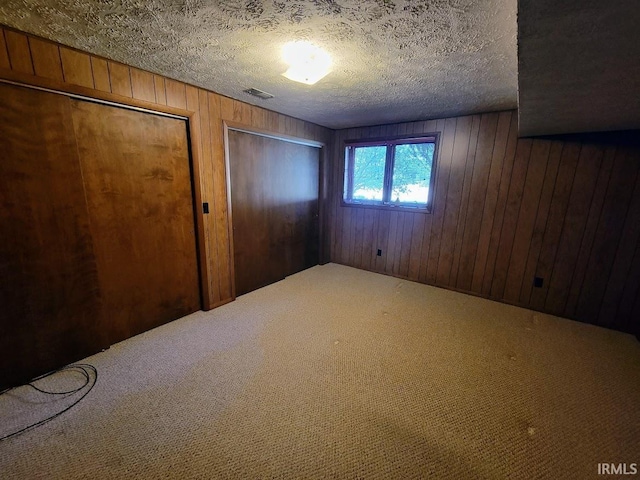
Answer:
[244,88,274,100]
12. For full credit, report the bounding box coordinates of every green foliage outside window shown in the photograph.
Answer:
[345,138,436,209]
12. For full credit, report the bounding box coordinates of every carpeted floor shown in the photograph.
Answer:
[1,263,639,479]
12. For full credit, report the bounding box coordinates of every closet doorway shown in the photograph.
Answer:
[0,82,201,388]
[227,129,321,296]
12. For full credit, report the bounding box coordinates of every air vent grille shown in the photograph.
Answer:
[244,88,274,100]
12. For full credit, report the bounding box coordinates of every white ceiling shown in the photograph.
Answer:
[0,0,518,130]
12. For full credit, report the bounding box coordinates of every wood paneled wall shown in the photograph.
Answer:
[329,111,640,334]
[3,26,637,334]
[0,25,332,309]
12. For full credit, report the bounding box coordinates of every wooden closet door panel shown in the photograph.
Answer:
[282,141,321,276]
[230,132,282,295]
[0,83,105,388]
[229,131,320,296]
[70,100,200,344]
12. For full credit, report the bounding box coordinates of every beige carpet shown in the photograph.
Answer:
[1,263,639,479]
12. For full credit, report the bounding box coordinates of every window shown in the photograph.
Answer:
[343,136,438,212]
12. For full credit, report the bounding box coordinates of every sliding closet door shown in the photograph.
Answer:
[229,130,320,296]
[0,82,201,388]
[70,100,201,344]
[0,83,106,388]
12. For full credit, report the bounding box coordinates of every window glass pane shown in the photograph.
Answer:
[351,145,386,202]
[390,143,434,205]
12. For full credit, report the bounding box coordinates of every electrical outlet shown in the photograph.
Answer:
[377,249,382,256]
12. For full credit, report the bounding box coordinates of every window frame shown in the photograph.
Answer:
[342,133,439,213]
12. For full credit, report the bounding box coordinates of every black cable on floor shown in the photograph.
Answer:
[0,363,97,441]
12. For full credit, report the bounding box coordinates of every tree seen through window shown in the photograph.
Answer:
[344,137,436,210]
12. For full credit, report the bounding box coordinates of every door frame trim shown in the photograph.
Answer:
[225,121,324,148]
[0,78,188,120]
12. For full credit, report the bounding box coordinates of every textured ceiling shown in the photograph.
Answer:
[0,0,517,129]
[518,0,640,136]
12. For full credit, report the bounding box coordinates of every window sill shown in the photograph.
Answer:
[341,201,433,214]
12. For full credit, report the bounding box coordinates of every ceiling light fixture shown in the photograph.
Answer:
[282,41,332,85]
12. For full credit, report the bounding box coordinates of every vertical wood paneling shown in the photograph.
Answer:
[518,141,563,305]
[197,89,221,304]
[251,107,267,130]
[529,143,581,311]
[28,38,63,81]
[277,113,287,133]
[91,57,111,93]
[390,212,403,274]
[362,209,377,271]
[108,61,132,97]
[0,29,10,69]
[417,215,433,283]
[397,213,414,277]
[208,92,233,301]
[417,119,444,283]
[375,210,390,273]
[456,113,499,291]
[426,117,457,283]
[1,26,331,315]
[294,118,305,139]
[4,30,33,74]
[480,113,519,296]
[471,111,513,292]
[502,140,550,303]
[576,148,640,326]
[349,203,360,266]
[185,85,210,306]
[4,28,639,333]
[489,138,533,299]
[238,100,252,124]
[449,115,481,287]
[338,206,350,264]
[130,67,156,103]
[231,99,244,123]
[334,203,349,265]
[385,211,401,274]
[166,79,187,109]
[60,47,94,88]
[153,75,167,105]
[329,130,341,262]
[267,110,279,132]
[562,146,616,316]
[544,144,604,314]
[330,112,640,334]
[220,96,234,121]
[408,213,426,281]
[601,170,640,328]
[185,86,199,115]
[353,208,365,269]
